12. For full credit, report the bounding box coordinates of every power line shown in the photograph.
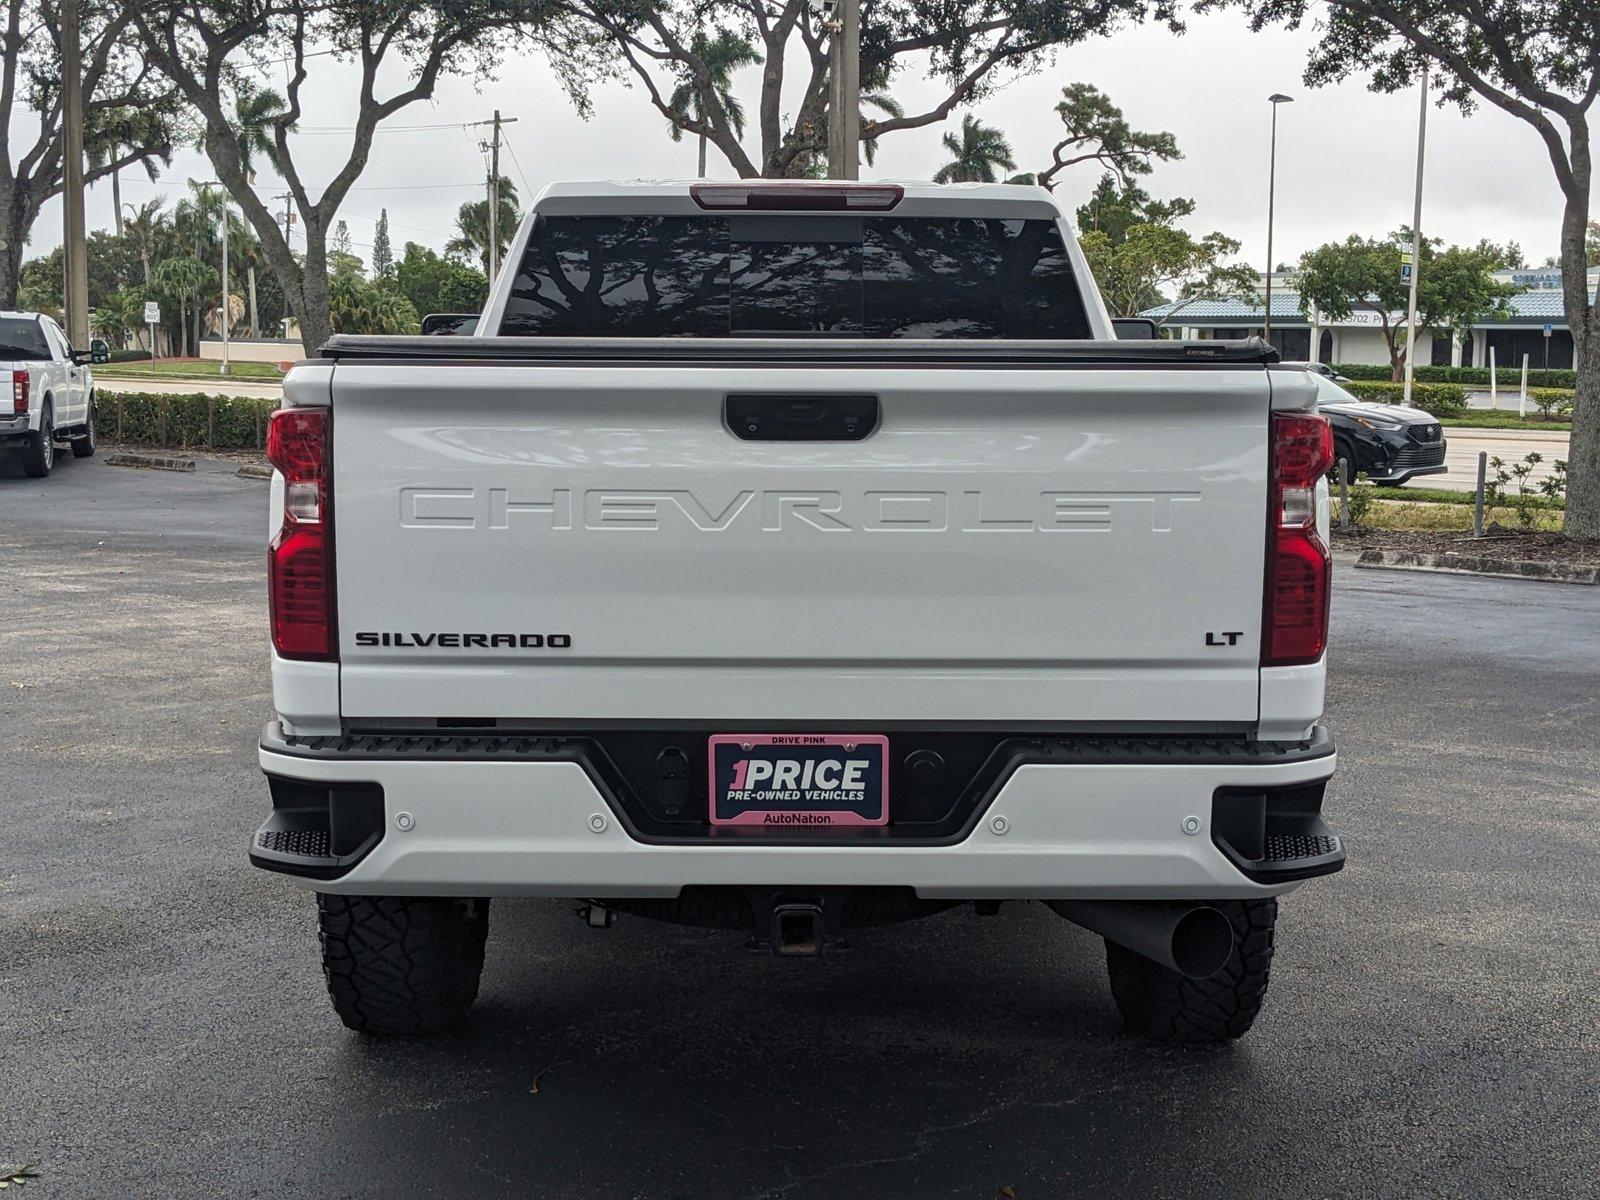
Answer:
[503,136,533,195]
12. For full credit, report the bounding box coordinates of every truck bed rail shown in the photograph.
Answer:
[316,334,1278,368]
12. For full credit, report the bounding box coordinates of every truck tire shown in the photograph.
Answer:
[71,402,96,457]
[23,404,52,478]
[316,894,490,1036]
[1103,898,1277,1043]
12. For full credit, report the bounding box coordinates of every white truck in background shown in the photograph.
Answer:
[253,181,1344,1043]
[0,312,104,477]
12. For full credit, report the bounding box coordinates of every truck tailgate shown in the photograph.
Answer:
[330,362,1269,725]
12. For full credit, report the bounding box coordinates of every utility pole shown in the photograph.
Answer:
[1401,64,1429,408]
[489,110,502,283]
[466,112,517,281]
[61,0,90,348]
[826,0,860,180]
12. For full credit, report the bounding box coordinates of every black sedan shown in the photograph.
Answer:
[1312,375,1448,486]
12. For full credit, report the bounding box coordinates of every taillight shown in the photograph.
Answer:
[265,407,336,660]
[690,182,904,211]
[11,370,27,415]
[1263,412,1333,667]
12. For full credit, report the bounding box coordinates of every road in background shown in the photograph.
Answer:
[3,453,1597,1198]
[96,375,284,401]
[1430,426,1568,493]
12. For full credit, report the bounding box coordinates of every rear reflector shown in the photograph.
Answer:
[1263,412,1333,667]
[10,370,27,415]
[690,182,904,211]
[266,408,336,660]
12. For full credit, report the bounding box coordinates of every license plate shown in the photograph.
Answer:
[708,734,889,827]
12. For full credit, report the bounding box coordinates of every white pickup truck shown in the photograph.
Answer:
[1,311,103,477]
[253,181,1344,1043]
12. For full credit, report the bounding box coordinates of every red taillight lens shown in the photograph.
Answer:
[690,182,904,211]
[266,407,336,660]
[1263,412,1333,667]
[11,370,28,415]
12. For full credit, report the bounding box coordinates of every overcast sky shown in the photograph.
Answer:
[23,10,1586,272]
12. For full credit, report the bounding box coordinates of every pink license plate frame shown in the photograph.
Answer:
[707,734,890,828]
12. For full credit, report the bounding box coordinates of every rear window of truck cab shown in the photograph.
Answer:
[498,214,1092,339]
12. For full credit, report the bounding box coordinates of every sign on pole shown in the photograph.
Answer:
[143,301,160,325]
[1399,251,1413,282]
[1543,323,1553,337]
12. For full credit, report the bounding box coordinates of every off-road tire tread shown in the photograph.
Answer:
[317,894,489,1036]
[1105,898,1277,1043]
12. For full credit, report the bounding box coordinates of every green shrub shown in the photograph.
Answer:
[1331,362,1577,389]
[1338,380,1468,415]
[1528,387,1575,419]
[1485,452,1568,528]
[94,390,277,451]
[107,347,154,363]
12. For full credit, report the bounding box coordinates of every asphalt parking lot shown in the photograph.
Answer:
[3,451,1598,1199]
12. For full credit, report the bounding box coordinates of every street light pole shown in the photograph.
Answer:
[219,195,230,375]
[197,182,230,373]
[1402,64,1429,408]
[1263,93,1293,347]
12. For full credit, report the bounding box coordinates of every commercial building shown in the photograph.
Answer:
[1142,267,1597,369]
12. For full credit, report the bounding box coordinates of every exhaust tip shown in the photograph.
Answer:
[1170,906,1236,980]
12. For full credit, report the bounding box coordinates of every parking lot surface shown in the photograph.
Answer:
[3,453,1598,1199]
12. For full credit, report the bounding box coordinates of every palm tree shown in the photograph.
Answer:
[230,83,292,180]
[667,31,759,177]
[122,199,169,289]
[153,257,215,357]
[86,106,171,239]
[447,177,520,275]
[860,67,903,168]
[933,115,1017,184]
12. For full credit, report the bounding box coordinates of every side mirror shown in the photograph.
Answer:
[421,312,479,336]
[71,348,92,366]
[90,338,111,364]
[1111,317,1158,340]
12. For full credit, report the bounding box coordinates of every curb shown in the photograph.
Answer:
[104,453,197,473]
[1354,548,1598,585]
[236,465,272,481]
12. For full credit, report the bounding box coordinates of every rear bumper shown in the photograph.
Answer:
[254,723,1341,900]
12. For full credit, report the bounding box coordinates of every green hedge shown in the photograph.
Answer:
[1339,380,1468,416]
[1332,362,1577,388]
[95,390,277,451]
[107,348,155,363]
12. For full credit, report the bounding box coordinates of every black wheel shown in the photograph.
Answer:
[22,404,52,478]
[71,400,96,457]
[317,894,490,1036]
[1104,898,1278,1043]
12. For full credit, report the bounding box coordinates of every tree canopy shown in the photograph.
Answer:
[134,0,545,352]
[549,0,1176,178]
[1032,84,1179,192]
[1297,232,1515,379]
[0,0,183,308]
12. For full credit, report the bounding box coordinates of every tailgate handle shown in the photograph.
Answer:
[725,393,878,441]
